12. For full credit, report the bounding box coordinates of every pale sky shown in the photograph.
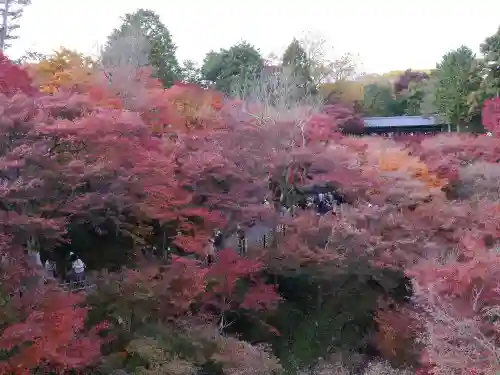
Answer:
[8,0,500,74]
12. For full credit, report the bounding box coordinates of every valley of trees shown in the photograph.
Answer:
[1,6,500,375]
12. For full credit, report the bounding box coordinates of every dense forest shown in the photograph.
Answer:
[1,6,500,375]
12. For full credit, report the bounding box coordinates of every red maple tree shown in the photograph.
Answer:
[482,97,500,134]
[0,54,113,374]
[0,52,37,97]
[202,248,281,332]
[4,46,500,374]
[0,289,109,374]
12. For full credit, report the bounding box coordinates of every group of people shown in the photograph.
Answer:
[44,251,86,288]
[306,192,339,215]
[204,189,343,262]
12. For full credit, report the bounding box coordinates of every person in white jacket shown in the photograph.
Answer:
[44,259,56,279]
[70,253,86,287]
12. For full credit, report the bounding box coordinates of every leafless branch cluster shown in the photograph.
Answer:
[456,161,500,201]
[93,24,153,108]
[299,31,359,85]
[230,66,323,147]
[99,24,151,71]
[13,50,46,64]
[297,355,413,375]
[0,0,31,50]
[413,281,500,374]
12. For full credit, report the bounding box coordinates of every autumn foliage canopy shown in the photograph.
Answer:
[482,97,500,134]
[1,49,500,374]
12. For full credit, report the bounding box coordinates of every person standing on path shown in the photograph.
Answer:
[70,253,86,288]
[44,258,57,279]
[236,225,246,256]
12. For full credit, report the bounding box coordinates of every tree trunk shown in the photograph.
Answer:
[316,284,323,310]
[0,0,9,50]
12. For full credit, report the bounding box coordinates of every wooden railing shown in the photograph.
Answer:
[57,279,96,292]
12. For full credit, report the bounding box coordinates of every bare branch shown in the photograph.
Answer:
[456,162,500,201]
[0,0,31,50]
[472,284,484,312]
[413,281,500,374]
[298,31,359,85]
[99,23,151,71]
[93,24,153,109]
[230,66,322,148]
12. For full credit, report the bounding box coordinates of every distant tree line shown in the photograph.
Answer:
[10,7,500,133]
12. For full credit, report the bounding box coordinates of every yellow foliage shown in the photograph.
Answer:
[356,70,432,88]
[378,149,446,189]
[163,84,224,132]
[356,72,400,88]
[26,47,96,93]
[319,80,364,105]
[381,70,406,80]
[126,337,198,375]
[355,74,391,86]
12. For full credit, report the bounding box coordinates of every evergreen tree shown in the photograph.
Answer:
[282,38,314,96]
[105,9,180,87]
[201,42,264,94]
[0,0,31,50]
[434,46,481,131]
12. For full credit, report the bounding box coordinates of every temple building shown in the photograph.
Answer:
[362,115,446,136]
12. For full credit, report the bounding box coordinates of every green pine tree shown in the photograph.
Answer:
[105,9,180,87]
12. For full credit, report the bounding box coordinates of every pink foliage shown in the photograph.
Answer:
[0,291,108,374]
[482,97,500,134]
[202,248,281,331]
[321,103,365,134]
[3,49,500,374]
[0,52,37,97]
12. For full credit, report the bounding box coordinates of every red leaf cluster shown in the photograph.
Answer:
[372,300,421,367]
[117,257,209,318]
[0,52,37,97]
[2,48,500,374]
[158,82,225,134]
[393,69,429,94]
[203,248,281,315]
[108,248,281,330]
[407,133,500,184]
[482,97,500,134]
[0,290,108,374]
[315,103,365,135]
